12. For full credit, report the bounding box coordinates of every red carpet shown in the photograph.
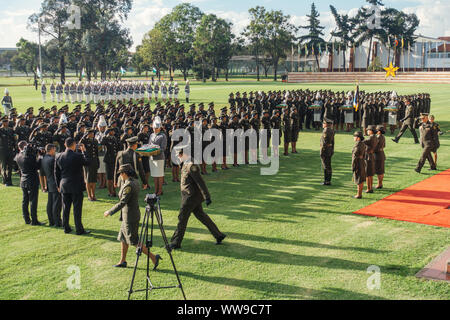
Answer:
[353,169,450,228]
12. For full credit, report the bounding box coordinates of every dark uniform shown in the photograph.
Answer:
[352,136,367,185]
[41,153,62,226]
[364,126,378,178]
[393,103,419,144]
[114,139,147,188]
[170,160,225,249]
[0,118,16,185]
[55,147,90,234]
[320,121,335,185]
[374,126,386,176]
[415,117,436,173]
[80,130,100,183]
[15,147,41,224]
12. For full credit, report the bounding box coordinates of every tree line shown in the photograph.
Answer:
[10,0,419,83]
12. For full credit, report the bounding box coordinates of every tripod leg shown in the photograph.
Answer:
[156,201,187,300]
[128,205,151,300]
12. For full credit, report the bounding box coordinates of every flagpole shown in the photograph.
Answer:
[38,19,43,81]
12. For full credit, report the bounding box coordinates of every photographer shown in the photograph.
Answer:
[104,164,162,269]
[14,141,43,225]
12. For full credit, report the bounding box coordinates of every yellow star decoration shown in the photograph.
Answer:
[384,62,399,78]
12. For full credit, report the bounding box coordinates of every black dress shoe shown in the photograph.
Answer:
[76,230,91,236]
[353,196,362,199]
[391,139,398,143]
[153,255,163,271]
[64,228,72,234]
[321,182,331,186]
[375,185,383,190]
[113,261,127,268]
[24,219,31,225]
[216,234,227,245]
[414,168,421,173]
[31,221,44,226]
[364,190,374,194]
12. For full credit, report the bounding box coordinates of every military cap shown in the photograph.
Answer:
[367,125,377,131]
[376,125,385,133]
[323,118,333,125]
[126,136,138,144]
[353,131,364,140]
[1,116,8,122]
[420,113,429,118]
[117,164,135,175]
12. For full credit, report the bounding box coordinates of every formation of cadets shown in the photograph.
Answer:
[39,79,190,104]
[0,87,442,202]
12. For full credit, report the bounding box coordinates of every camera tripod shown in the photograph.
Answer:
[128,194,186,300]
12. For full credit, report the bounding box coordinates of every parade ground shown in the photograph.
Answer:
[0,77,449,300]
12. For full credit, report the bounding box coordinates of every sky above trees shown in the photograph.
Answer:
[1,0,449,50]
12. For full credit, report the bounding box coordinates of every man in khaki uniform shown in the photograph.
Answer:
[114,136,148,189]
[169,144,226,250]
[415,114,437,173]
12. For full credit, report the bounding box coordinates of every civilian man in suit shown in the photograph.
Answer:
[14,141,43,225]
[41,144,62,227]
[55,138,91,235]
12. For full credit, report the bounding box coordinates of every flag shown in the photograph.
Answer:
[152,67,157,74]
[36,67,41,78]
[353,84,360,112]
[81,68,86,79]
[401,37,404,49]
[120,67,126,75]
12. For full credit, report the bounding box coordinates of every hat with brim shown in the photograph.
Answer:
[354,131,364,140]
[376,125,385,133]
[126,136,138,145]
[117,164,135,175]
[367,125,377,131]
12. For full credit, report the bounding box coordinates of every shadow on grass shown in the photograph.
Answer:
[156,269,386,299]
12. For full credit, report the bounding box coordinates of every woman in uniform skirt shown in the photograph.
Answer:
[364,125,378,194]
[104,164,162,269]
[374,125,386,189]
[352,131,366,199]
[219,115,230,170]
[282,107,291,156]
[290,107,299,154]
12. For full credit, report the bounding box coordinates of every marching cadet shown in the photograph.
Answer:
[104,164,162,269]
[249,111,261,162]
[219,114,230,170]
[56,82,63,103]
[364,125,377,193]
[101,82,107,103]
[93,82,99,104]
[169,143,226,250]
[429,115,442,166]
[352,131,366,199]
[114,136,148,190]
[96,122,107,189]
[146,81,153,101]
[50,82,56,102]
[168,81,174,101]
[185,80,190,103]
[0,116,16,186]
[128,82,134,101]
[174,82,179,101]
[392,98,419,144]
[70,82,76,104]
[76,82,83,103]
[121,82,128,102]
[41,80,47,103]
[374,125,386,189]
[161,82,167,102]
[84,81,91,103]
[2,88,13,116]
[64,82,70,103]
[154,81,159,101]
[320,118,335,186]
[415,113,437,173]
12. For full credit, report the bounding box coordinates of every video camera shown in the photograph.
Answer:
[144,193,159,206]
[24,142,45,157]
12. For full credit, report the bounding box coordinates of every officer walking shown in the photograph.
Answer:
[392,99,419,144]
[104,164,162,269]
[169,144,226,250]
[0,116,16,186]
[415,114,437,173]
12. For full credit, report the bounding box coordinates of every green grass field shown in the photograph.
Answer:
[0,77,449,300]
